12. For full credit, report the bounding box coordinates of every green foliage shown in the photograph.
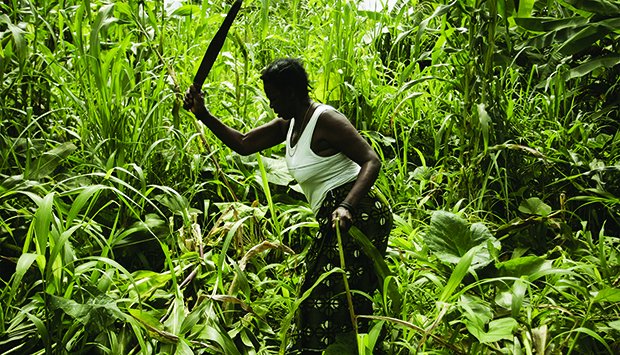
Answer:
[425,210,500,267]
[1,0,619,354]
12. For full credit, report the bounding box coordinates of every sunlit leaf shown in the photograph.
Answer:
[163,296,185,336]
[33,192,55,271]
[130,270,172,298]
[171,5,201,17]
[439,245,478,302]
[477,103,491,152]
[0,14,27,61]
[466,317,518,344]
[518,197,552,217]
[90,3,116,59]
[426,211,500,268]
[175,338,194,355]
[252,155,294,187]
[497,255,551,279]
[196,323,241,355]
[66,185,106,227]
[564,0,620,15]
[568,56,620,80]
[593,288,620,303]
[129,308,179,343]
[10,253,40,301]
[129,308,164,330]
[517,0,536,17]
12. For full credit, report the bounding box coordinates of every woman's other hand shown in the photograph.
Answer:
[331,206,353,231]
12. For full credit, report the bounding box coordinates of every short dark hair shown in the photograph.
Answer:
[260,58,310,99]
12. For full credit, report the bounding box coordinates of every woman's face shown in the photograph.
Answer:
[263,82,296,120]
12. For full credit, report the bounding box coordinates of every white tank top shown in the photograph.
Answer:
[285,105,361,213]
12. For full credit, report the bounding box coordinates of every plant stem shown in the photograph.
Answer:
[335,219,358,335]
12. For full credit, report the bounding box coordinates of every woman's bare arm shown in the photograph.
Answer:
[317,110,381,229]
[185,85,288,155]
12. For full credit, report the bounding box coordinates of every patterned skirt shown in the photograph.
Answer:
[293,181,392,353]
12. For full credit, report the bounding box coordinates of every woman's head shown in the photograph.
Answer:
[260,58,310,100]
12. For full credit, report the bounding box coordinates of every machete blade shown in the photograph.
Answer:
[193,0,243,89]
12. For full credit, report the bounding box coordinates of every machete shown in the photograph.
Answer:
[184,0,242,109]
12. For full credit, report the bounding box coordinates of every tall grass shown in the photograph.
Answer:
[1,0,619,353]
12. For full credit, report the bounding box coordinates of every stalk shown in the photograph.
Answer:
[335,219,358,335]
[256,154,282,235]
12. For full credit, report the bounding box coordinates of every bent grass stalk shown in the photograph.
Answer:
[335,218,358,335]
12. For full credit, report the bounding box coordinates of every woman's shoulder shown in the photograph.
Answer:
[316,103,338,115]
[314,105,355,137]
[316,105,349,124]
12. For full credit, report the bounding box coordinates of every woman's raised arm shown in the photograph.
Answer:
[185,85,288,155]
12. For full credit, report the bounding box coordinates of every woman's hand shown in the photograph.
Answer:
[332,206,353,231]
[184,84,207,115]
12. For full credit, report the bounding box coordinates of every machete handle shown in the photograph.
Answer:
[183,83,202,111]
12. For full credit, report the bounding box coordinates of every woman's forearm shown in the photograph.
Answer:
[195,109,253,155]
[342,158,381,209]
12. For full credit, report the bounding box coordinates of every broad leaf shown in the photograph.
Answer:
[171,5,201,17]
[426,211,500,268]
[50,294,123,331]
[252,155,294,187]
[514,17,587,32]
[459,294,493,328]
[33,192,55,271]
[175,338,194,355]
[0,14,27,61]
[10,254,41,301]
[28,143,77,180]
[130,270,172,299]
[497,255,551,279]
[557,25,611,56]
[439,246,478,302]
[517,0,536,17]
[518,197,552,216]
[593,288,620,303]
[568,56,620,80]
[114,214,167,244]
[466,317,518,344]
[196,323,242,355]
[564,0,620,15]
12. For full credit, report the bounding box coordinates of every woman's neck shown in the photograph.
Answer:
[295,99,314,126]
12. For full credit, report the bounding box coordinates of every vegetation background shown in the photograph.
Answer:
[1,0,619,353]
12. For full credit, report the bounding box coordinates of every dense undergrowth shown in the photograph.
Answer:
[1,0,619,354]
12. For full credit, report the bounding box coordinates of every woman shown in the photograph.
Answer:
[184,58,392,353]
